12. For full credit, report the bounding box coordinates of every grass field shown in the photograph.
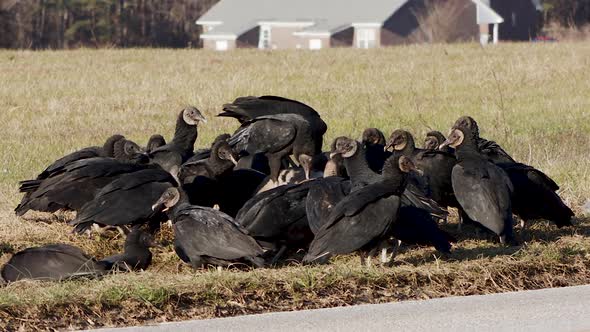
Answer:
[1,43,590,330]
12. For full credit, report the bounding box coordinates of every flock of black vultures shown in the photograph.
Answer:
[1,96,575,283]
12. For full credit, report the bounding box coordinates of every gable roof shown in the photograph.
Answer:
[473,0,504,24]
[197,0,410,37]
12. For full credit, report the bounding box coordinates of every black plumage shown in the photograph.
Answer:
[385,129,458,210]
[146,134,166,152]
[305,176,351,235]
[179,136,237,185]
[330,136,448,220]
[236,181,315,251]
[98,228,155,270]
[498,162,573,227]
[440,127,516,244]
[149,106,206,173]
[452,116,515,164]
[15,155,148,217]
[1,228,155,282]
[152,188,265,268]
[221,96,326,185]
[361,127,391,173]
[179,137,265,217]
[31,134,125,181]
[69,167,177,234]
[424,131,454,154]
[1,244,107,282]
[392,206,454,254]
[452,116,573,228]
[303,156,414,264]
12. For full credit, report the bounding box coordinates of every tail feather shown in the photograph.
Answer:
[18,179,42,193]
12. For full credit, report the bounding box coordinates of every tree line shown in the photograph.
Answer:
[0,0,218,49]
[1,0,589,49]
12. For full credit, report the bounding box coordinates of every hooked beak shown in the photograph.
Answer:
[196,113,207,124]
[229,155,238,166]
[384,142,394,152]
[151,201,168,212]
[329,152,339,159]
[438,138,452,150]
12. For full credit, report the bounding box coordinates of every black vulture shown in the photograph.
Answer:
[235,180,316,258]
[69,167,177,234]
[220,96,326,186]
[424,131,454,154]
[1,244,107,282]
[1,228,155,282]
[452,116,573,228]
[146,134,167,153]
[182,133,232,165]
[361,127,386,146]
[15,152,148,217]
[385,129,457,210]
[330,137,447,220]
[498,162,573,227]
[33,134,126,181]
[361,128,391,173]
[99,228,156,271]
[152,188,265,268]
[179,136,237,185]
[305,176,351,235]
[440,127,516,245]
[148,106,206,173]
[178,135,267,217]
[302,155,415,265]
[452,116,515,164]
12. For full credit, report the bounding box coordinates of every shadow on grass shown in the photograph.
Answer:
[396,216,590,266]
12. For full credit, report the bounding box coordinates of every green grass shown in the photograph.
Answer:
[1,43,590,330]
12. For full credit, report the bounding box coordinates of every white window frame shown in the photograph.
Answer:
[309,39,322,50]
[215,40,228,51]
[356,28,376,49]
[258,25,272,49]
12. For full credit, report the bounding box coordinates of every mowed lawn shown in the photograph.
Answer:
[1,44,590,330]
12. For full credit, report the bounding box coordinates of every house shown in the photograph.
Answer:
[196,0,541,51]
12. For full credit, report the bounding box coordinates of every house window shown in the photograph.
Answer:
[215,40,228,51]
[356,28,376,49]
[259,25,271,49]
[309,39,322,50]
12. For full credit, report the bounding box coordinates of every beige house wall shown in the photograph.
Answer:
[203,39,236,50]
[268,26,304,49]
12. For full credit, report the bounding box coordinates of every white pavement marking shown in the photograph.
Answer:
[87,285,590,332]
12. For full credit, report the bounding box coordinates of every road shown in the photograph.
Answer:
[89,285,590,332]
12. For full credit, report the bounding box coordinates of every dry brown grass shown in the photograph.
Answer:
[543,22,590,41]
[1,43,590,330]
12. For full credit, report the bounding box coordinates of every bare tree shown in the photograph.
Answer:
[411,0,475,43]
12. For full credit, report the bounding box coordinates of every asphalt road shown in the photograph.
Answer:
[89,285,590,332]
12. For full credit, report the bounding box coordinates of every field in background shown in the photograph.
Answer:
[1,44,590,330]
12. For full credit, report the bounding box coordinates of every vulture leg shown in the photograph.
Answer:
[385,240,402,267]
[267,155,283,188]
[269,245,288,266]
